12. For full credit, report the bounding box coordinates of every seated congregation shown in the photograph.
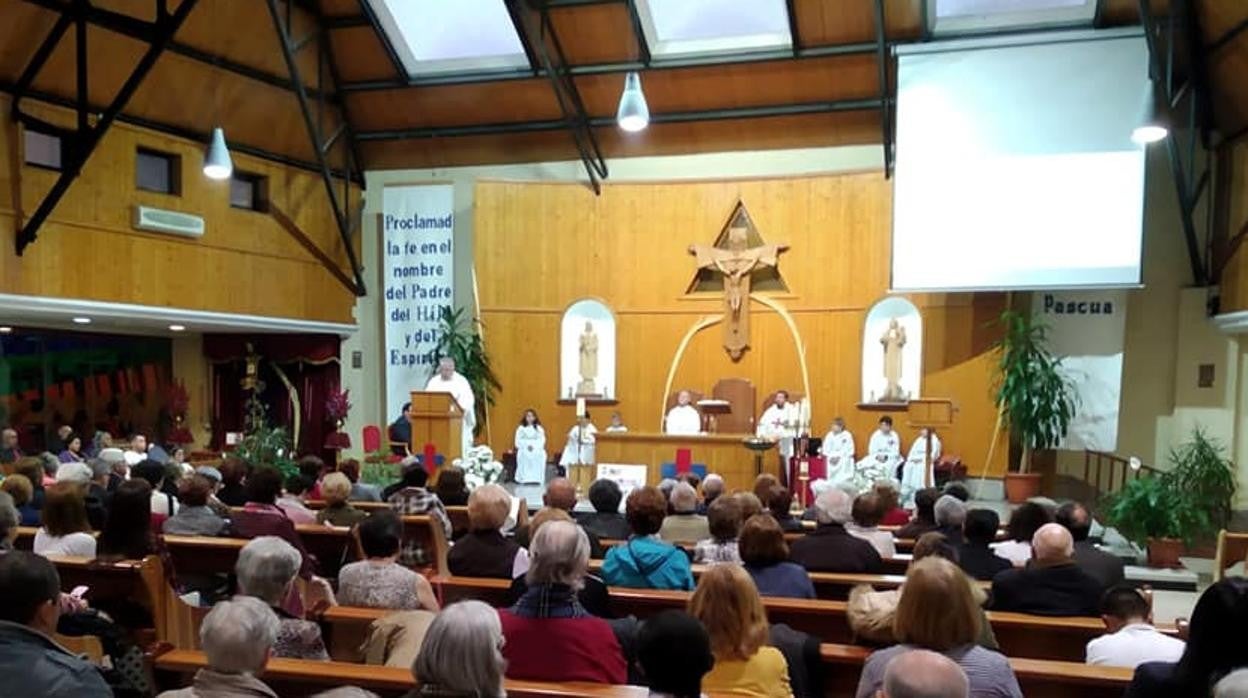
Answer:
[0,442,1243,698]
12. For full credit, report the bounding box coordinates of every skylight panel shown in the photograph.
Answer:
[928,0,1098,36]
[637,0,793,59]
[368,0,530,77]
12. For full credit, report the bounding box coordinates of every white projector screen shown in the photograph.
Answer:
[891,30,1149,291]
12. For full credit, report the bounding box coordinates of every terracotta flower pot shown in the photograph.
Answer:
[1147,537,1184,568]
[1004,472,1042,503]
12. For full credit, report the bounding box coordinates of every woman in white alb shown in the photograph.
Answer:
[559,414,597,468]
[513,409,547,485]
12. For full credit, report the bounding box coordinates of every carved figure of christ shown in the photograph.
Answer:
[689,226,788,360]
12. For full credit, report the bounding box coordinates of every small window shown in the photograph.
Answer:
[23,129,62,170]
[136,148,181,195]
[229,172,269,212]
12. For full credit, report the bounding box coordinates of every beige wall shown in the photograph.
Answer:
[170,334,213,450]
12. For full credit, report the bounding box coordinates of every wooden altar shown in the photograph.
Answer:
[595,432,778,492]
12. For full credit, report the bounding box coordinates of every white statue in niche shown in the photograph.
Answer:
[578,321,599,396]
[861,297,922,404]
[561,300,616,401]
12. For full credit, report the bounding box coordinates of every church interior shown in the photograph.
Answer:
[4,0,1248,695]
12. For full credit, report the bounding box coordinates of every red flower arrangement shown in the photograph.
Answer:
[324,389,352,450]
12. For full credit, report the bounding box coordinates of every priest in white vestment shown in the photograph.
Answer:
[756,391,799,461]
[424,357,476,457]
[664,390,702,436]
[857,416,903,487]
[820,417,856,487]
[900,428,942,506]
[560,414,598,494]
[514,409,547,485]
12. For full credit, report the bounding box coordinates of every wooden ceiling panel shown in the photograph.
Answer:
[329,26,398,82]
[1200,1,1248,135]
[797,0,922,46]
[174,0,320,86]
[359,110,880,170]
[347,79,564,131]
[317,0,361,18]
[0,2,59,83]
[548,2,639,66]
[574,55,881,118]
[25,24,148,106]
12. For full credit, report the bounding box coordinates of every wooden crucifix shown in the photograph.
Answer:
[689,221,788,360]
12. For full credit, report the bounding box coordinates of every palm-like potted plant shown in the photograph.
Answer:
[992,310,1077,503]
[1104,428,1235,567]
[427,305,501,437]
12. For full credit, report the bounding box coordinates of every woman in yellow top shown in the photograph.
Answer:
[688,564,793,698]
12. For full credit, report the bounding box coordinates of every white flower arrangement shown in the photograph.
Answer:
[454,445,505,491]
[846,459,896,497]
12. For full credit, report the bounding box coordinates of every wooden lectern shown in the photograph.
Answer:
[907,398,956,488]
[408,391,464,464]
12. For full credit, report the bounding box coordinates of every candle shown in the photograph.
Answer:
[576,397,586,418]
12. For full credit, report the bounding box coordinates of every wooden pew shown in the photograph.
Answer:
[418,576,1175,662]
[584,559,932,600]
[46,554,169,636]
[162,515,447,577]
[154,648,646,698]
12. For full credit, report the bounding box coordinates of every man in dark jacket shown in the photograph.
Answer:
[0,552,112,697]
[958,508,1013,581]
[990,523,1103,616]
[790,488,883,573]
[1056,501,1125,590]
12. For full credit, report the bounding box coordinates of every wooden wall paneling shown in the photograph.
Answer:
[795,0,924,46]
[1219,143,1248,313]
[0,96,357,323]
[474,176,1009,477]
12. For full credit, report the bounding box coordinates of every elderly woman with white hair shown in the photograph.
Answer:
[405,600,506,698]
[789,487,885,573]
[448,484,529,579]
[234,536,330,660]
[157,596,281,697]
[657,481,709,543]
[498,521,627,684]
[933,494,967,546]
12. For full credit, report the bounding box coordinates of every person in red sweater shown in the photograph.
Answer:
[875,481,911,527]
[497,520,627,684]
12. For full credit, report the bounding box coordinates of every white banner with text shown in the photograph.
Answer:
[1032,290,1128,451]
[383,184,454,421]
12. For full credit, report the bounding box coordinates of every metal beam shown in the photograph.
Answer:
[1207,14,1248,55]
[872,0,893,178]
[15,0,201,255]
[266,0,367,297]
[324,14,369,29]
[507,0,608,193]
[354,98,881,140]
[504,0,542,74]
[339,40,886,91]
[18,0,334,101]
[624,0,651,67]
[785,0,801,54]
[355,0,407,80]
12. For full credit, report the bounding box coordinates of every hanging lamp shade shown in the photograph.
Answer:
[1131,82,1168,145]
[616,72,650,132]
[203,127,234,180]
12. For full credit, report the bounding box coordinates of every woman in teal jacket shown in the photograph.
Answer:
[602,485,695,590]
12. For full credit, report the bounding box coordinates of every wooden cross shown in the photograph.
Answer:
[689,224,787,360]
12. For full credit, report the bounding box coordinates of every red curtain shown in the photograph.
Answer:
[206,334,341,462]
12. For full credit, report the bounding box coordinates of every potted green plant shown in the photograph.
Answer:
[427,305,501,437]
[992,310,1077,503]
[1103,428,1236,567]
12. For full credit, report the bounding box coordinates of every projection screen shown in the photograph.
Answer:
[891,29,1150,292]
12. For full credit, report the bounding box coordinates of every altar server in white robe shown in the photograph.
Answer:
[514,409,547,485]
[857,415,903,482]
[821,417,856,487]
[559,414,597,467]
[900,428,942,505]
[664,390,702,436]
[425,356,476,456]
[756,391,799,460]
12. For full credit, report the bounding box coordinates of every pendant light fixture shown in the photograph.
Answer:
[203,127,233,180]
[1131,82,1168,146]
[616,71,650,132]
